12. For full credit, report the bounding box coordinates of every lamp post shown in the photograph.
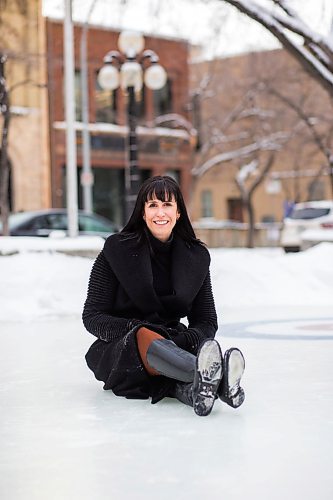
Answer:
[98,31,167,222]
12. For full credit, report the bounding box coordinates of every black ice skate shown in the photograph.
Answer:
[192,339,223,417]
[219,347,245,408]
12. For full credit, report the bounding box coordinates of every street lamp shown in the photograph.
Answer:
[98,31,167,221]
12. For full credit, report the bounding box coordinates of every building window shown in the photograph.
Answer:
[74,70,82,121]
[201,190,213,218]
[153,78,172,118]
[165,170,180,184]
[95,71,117,123]
[227,198,243,222]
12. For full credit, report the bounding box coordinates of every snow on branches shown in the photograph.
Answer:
[221,0,333,96]
[192,131,287,177]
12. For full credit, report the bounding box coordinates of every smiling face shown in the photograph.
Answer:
[143,194,180,242]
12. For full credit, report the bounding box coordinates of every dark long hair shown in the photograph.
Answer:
[121,175,202,246]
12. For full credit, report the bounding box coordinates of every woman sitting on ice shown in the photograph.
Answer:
[83,175,245,416]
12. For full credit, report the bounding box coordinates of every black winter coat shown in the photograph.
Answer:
[83,232,218,402]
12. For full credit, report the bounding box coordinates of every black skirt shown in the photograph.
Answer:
[85,324,176,403]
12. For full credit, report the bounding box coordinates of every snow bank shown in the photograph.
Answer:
[0,241,332,322]
[211,243,333,313]
[0,235,104,256]
[0,252,93,322]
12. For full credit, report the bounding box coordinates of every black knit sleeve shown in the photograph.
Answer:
[182,271,218,353]
[82,251,134,342]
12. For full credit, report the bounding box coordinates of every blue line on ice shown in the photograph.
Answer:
[218,317,333,341]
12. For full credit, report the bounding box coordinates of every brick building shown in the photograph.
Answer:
[46,19,194,226]
[190,49,333,233]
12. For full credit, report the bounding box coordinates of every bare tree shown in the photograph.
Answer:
[190,43,333,247]
[236,154,275,247]
[264,84,333,197]
[191,77,293,246]
[221,0,333,97]
[0,50,38,236]
[191,40,333,241]
[0,53,10,236]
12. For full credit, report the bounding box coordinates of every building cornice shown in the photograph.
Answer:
[53,121,191,140]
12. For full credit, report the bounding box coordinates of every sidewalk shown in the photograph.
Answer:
[1,312,332,500]
[0,235,104,258]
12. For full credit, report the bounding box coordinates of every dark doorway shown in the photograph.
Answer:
[227,198,243,222]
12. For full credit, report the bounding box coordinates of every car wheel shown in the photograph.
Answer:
[283,246,300,253]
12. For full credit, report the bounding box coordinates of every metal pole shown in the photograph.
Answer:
[80,0,98,214]
[80,22,93,213]
[125,85,140,221]
[64,0,78,237]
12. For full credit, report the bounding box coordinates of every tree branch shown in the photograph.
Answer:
[266,85,331,160]
[221,0,333,96]
[192,131,288,176]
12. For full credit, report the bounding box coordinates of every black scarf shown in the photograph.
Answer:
[103,232,210,323]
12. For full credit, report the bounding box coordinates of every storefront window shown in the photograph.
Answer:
[201,190,213,218]
[74,70,82,121]
[153,78,172,118]
[95,72,117,123]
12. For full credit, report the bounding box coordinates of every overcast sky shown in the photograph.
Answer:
[43,0,333,59]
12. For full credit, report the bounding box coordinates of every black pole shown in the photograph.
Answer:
[125,85,140,222]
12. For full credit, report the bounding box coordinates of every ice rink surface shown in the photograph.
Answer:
[1,309,333,500]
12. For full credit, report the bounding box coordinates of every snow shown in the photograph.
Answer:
[53,120,191,139]
[0,238,332,322]
[0,235,104,256]
[192,131,288,177]
[236,159,259,183]
[211,243,333,310]
[1,238,333,499]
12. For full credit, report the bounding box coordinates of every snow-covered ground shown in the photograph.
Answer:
[0,240,333,499]
[0,238,333,322]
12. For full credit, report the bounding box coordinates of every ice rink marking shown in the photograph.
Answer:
[219,317,333,340]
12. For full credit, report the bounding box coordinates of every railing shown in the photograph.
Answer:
[192,219,282,248]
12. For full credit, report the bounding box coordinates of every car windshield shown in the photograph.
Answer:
[290,207,330,220]
[78,214,115,232]
[1,212,38,230]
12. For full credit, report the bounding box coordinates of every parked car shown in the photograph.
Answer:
[0,209,119,238]
[300,228,333,251]
[280,200,333,252]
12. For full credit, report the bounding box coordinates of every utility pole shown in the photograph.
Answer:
[80,0,98,214]
[64,0,78,237]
